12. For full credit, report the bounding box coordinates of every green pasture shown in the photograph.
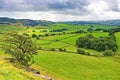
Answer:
[34,50,120,80]
[0,24,25,33]
[0,24,120,80]
[115,32,120,54]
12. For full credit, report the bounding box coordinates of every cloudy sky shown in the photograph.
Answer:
[0,0,120,21]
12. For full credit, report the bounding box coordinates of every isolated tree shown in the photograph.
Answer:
[3,32,37,67]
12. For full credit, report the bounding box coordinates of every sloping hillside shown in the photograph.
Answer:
[0,53,43,80]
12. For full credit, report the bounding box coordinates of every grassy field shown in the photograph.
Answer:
[0,50,44,80]
[115,32,120,54]
[0,24,120,80]
[0,24,25,33]
[35,32,108,55]
[50,23,118,32]
[34,50,120,80]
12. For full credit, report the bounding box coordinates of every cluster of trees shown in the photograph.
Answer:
[74,30,85,33]
[50,28,68,32]
[87,28,94,32]
[44,32,67,37]
[95,28,109,32]
[32,33,67,38]
[76,34,117,52]
[87,27,120,33]
[44,30,85,37]
[109,28,120,35]
[87,28,112,33]
[95,28,120,33]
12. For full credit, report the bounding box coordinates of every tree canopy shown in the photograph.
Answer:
[76,34,117,52]
[3,32,37,67]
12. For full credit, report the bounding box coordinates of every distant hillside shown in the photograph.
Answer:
[0,17,54,26]
[61,20,120,26]
[1,17,120,26]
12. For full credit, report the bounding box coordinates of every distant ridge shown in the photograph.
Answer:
[60,19,120,26]
[0,17,120,26]
[0,17,54,26]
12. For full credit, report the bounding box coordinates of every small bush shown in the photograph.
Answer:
[58,48,67,52]
[77,49,85,54]
[32,30,36,32]
[53,39,59,42]
[23,33,29,36]
[38,46,43,50]
[42,30,47,32]
[50,48,56,51]
[85,52,91,56]
[77,49,90,56]
[32,34,37,38]
[32,34,40,40]
[26,27,29,29]
[36,36,40,40]
[58,48,63,51]
[45,33,49,36]
[38,34,43,37]
[63,49,67,52]
[103,50,115,56]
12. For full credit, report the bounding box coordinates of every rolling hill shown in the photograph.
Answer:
[1,17,120,26]
[0,17,54,26]
[0,17,120,80]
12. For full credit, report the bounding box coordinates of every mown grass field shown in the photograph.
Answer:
[35,32,108,55]
[115,32,120,54]
[34,50,120,80]
[0,24,120,80]
[0,24,25,33]
[50,23,118,31]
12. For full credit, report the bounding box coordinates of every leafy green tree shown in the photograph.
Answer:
[3,32,37,67]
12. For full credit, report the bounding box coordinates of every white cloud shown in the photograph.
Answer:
[0,11,120,21]
[86,0,109,13]
[0,0,120,21]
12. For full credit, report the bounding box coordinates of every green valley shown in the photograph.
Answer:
[0,18,120,80]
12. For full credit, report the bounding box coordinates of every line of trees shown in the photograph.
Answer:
[50,28,68,32]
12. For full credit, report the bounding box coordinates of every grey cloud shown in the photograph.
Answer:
[105,0,120,12]
[0,0,5,9]
[0,0,119,17]
[65,0,88,9]
[0,0,90,17]
[20,0,89,11]
[0,0,89,11]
